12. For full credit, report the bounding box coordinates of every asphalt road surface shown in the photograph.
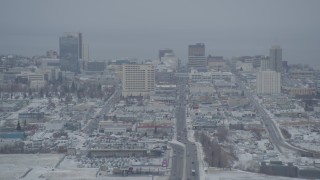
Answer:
[169,76,200,180]
[169,143,185,180]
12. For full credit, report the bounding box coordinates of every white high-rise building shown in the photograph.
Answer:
[269,45,282,72]
[122,64,155,97]
[257,70,281,94]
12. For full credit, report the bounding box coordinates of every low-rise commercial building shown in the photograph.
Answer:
[98,121,132,134]
[136,120,172,136]
[282,86,316,96]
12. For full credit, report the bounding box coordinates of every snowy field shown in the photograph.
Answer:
[0,153,167,180]
[34,168,166,180]
[204,169,306,180]
[0,153,63,180]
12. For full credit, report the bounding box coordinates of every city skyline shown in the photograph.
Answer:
[1,1,320,180]
[0,0,319,67]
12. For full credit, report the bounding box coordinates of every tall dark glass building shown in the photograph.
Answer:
[159,49,173,61]
[269,45,282,73]
[187,43,206,70]
[59,32,82,73]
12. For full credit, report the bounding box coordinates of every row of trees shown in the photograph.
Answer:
[194,128,237,168]
[0,141,24,153]
[0,79,115,100]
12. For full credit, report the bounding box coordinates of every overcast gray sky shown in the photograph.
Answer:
[0,0,319,66]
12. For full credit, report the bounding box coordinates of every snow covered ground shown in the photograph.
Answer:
[186,112,309,180]
[0,153,63,180]
[0,153,168,180]
[285,126,320,152]
[204,169,306,180]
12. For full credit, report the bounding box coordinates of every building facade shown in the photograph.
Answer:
[189,69,233,83]
[150,84,176,103]
[257,70,281,94]
[122,64,155,97]
[260,57,271,71]
[188,43,206,69]
[207,56,227,71]
[269,45,282,72]
[282,86,316,96]
[59,32,82,73]
[86,61,106,72]
[159,49,173,61]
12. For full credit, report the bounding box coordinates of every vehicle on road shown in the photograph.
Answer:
[191,169,196,176]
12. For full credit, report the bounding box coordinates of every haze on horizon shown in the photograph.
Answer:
[0,0,319,67]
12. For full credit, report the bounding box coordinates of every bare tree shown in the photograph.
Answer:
[217,127,228,142]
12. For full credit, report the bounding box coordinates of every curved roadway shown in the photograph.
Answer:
[228,60,318,157]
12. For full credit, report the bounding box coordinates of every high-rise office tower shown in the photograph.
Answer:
[260,57,271,71]
[81,43,89,71]
[59,32,82,73]
[82,43,89,61]
[188,43,206,69]
[122,64,155,97]
[257,70,281,94]
[159,49,173,61]
[269,45,282,72]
